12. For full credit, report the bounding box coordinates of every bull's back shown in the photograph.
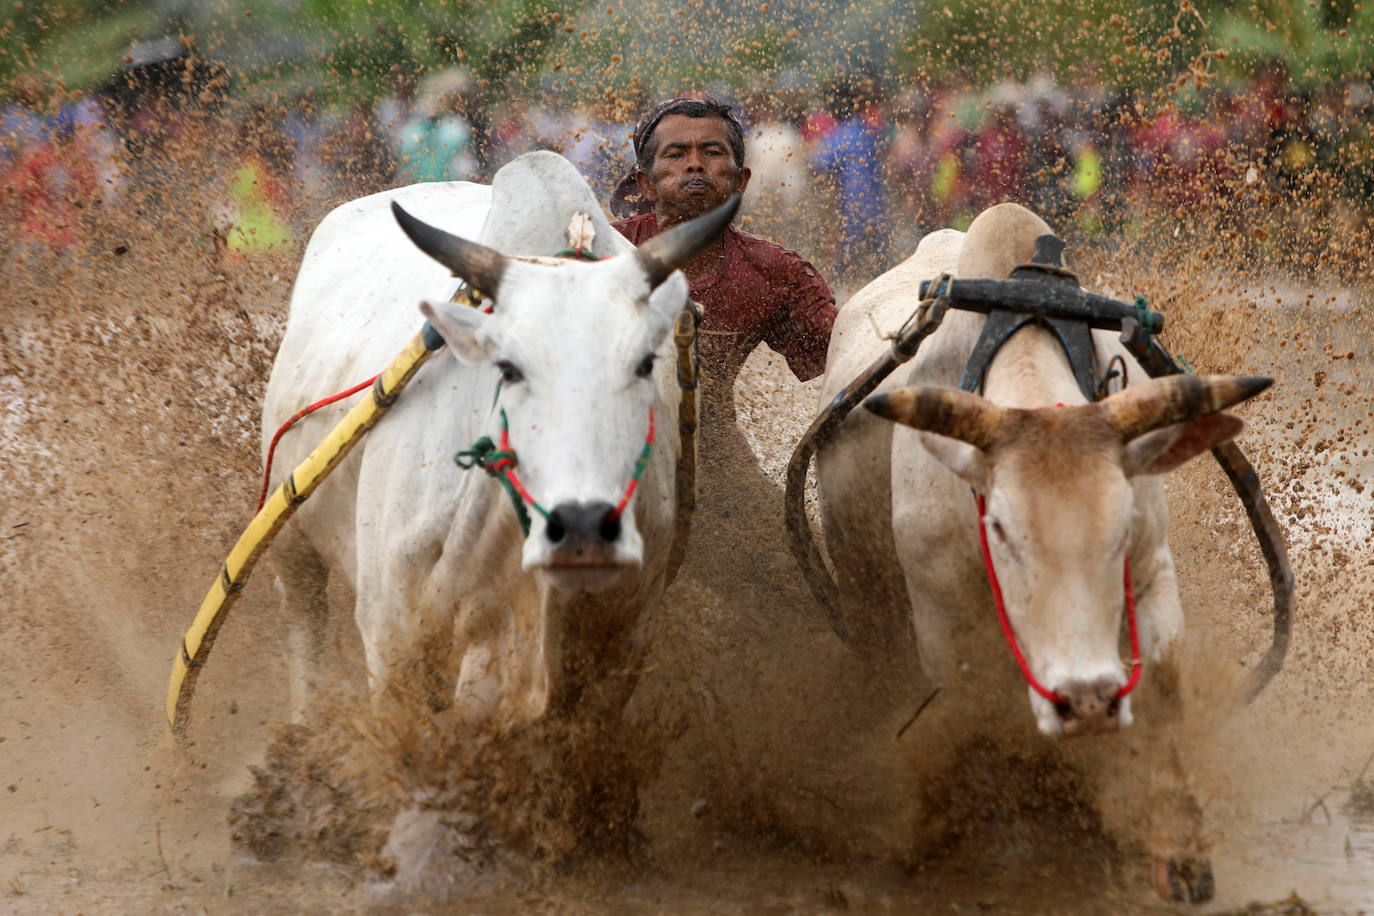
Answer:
[820,228,964,407]
[813,229,964,654]
[264,181,492,439]
[260,182,495,574]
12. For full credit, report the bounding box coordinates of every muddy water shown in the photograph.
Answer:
[3,146,1373,913]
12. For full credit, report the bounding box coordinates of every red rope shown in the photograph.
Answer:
[974,493,1142,707]
[608,408,655,521]
[256,375,378,511]
[497,417,545,512]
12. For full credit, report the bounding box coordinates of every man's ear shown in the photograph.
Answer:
[918,431,989,489]
[634,169,658,204]
[1123,413,1243,476]
[733,165,752,197]
[419,300,490,365]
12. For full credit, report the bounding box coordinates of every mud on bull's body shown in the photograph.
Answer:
[260,152,736,888]
[817,203,1270,904]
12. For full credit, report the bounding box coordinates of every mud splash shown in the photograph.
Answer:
[2,99,1373,914]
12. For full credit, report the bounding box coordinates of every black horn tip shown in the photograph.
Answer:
[390,199,432,249]
[390,199,416,230]
[863,392,895,419]
[1239,375,1275,396]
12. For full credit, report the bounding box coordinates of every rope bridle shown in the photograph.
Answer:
[974,492,1142,706]
[454,406,655,537]
[450,245,681,545]
[973,400,1144,706]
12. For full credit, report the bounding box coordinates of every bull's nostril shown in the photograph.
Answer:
[599,513,622,543]
[546,512,566,543]
[1107,697,1121,718]
[1054,701,1075,720]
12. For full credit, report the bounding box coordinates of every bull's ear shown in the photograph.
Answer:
[646,271,689,327]
[420,300,490,365]
[1123,412,1243,476]
[917,431,988,488]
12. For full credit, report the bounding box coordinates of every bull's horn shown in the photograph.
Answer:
[392,200,508,299]
[1102,374,1273,442]
[637,194,741,288]
[864,387,1006,450]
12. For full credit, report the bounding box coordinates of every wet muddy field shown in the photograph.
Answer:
[3,152,1373,915]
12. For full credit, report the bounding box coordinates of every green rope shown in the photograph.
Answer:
[552,247,604,261]
[1133,295,1153,340]
[454,434,532,536]
[1134,294,1196,375]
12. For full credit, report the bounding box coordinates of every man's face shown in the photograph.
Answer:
[637,114,750,222]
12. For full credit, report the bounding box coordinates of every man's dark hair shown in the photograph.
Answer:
[635,97,745,173]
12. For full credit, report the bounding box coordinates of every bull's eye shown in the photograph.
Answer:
[635,353,657,379]
[497,360,525,384]
[989,517,1008,543]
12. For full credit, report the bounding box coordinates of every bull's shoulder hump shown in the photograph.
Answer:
[305,181,494,255]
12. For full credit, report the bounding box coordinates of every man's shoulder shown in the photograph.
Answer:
[729,225,823,278]
[611,211,655,242]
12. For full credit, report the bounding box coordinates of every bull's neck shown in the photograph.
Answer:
[981,324,1085,409]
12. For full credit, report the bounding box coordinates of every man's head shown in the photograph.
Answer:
[611,97,750,223]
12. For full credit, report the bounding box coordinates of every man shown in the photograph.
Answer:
[610,97,837,407]
[609,96,837,604]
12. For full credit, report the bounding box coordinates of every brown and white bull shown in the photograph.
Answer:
[817,203,1270,902]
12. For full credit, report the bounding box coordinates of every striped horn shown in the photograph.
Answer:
[392,200,508,299]
[637,194,741,288]
[864,387,1007,450]
[1101,374,1273,442]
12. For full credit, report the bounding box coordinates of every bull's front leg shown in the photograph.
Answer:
[268,526,333,724]
[1082,554,1214,904]
[353,562,463,720]
[1084,651,1213,904]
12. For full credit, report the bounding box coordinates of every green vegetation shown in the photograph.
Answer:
[1,0,1368,104]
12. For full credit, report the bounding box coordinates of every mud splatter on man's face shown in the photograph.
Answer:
[638,114,750,224]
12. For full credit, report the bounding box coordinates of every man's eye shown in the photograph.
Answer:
[635,353,657,378]
[497,360,525,384]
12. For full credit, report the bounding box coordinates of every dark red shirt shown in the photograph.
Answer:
[613,212,837,383]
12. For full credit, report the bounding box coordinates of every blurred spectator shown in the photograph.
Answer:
[1,75,49,167]
[217,104,296,259]
[565,95,633,201]
[60,93,123,203]
[886,85,939,249]
[375,66,417,162]
[739,83,808,242]
[398,68,479,183]
[2,121,97,256]
[325,101,395,198]
[968,99,1027,211]
[284,90,331,206]
[811,70,891,283]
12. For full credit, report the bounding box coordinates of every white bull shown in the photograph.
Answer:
[263,150,732,759]
[818,203,1269,903]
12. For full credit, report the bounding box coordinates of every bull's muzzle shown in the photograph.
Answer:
[1052,676,1124,737]
[538,500,633,593]
[546,500,621,562]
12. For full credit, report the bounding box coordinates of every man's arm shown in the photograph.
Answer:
[764,254,837,382]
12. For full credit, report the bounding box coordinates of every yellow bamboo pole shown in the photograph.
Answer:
[166,329,438,732]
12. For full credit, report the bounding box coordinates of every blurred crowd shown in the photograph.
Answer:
[3,54,1371,282]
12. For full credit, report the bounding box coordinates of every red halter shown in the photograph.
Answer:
[974,492,1143,706]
